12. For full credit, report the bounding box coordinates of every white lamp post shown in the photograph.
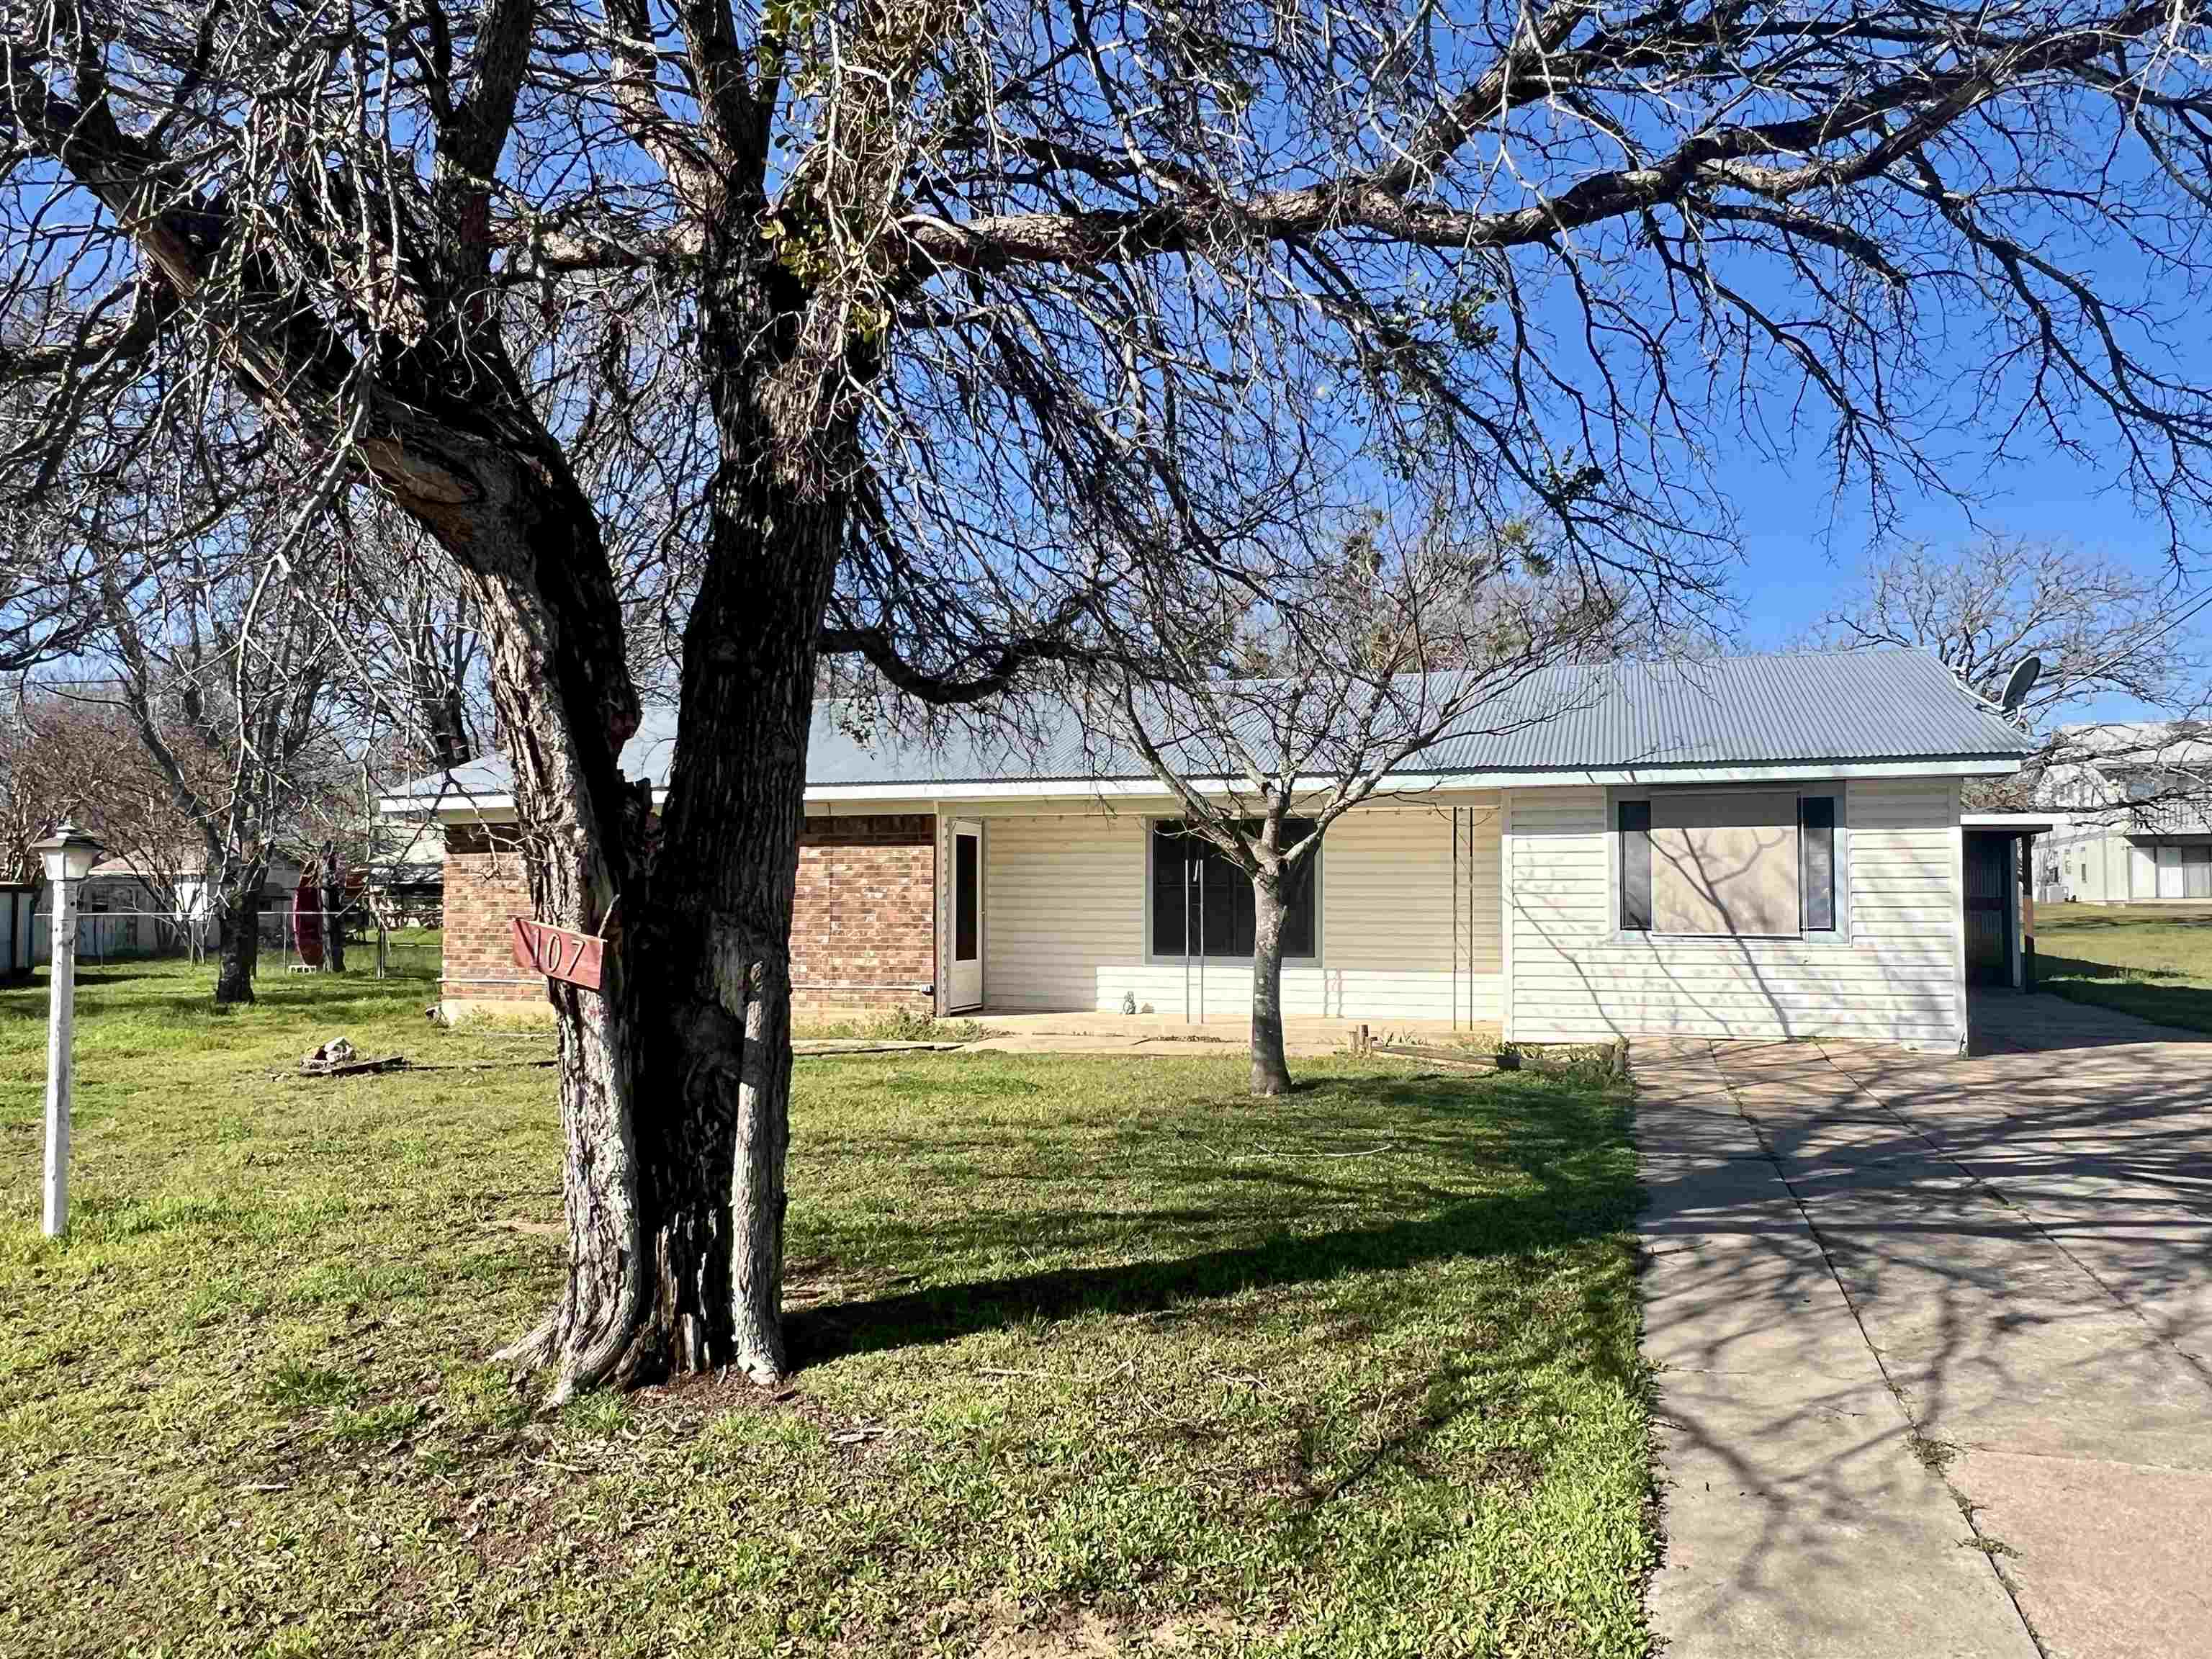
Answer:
[32,822,103,1238]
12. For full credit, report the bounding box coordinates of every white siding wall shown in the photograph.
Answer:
[1503,779,1965,1050]
[970,801,1503,1020]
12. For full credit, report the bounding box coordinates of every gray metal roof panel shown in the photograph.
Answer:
[383,647,2031,802]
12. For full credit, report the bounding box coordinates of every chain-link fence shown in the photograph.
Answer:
[33,901,434,979]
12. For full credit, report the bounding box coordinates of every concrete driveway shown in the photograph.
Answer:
[1637,996,2212,1658]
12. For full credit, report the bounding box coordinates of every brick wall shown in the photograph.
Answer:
[441,823,543,1007]
[437,813,937,1019]
[791,814,937,1018]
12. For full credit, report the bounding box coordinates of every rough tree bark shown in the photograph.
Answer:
[626,485,840,1383]
[214,884,261,1004]
[1249,870,1294,1097]
[621,246,850,1382]
[390,277,842,1390]
[405,437,667,1401]
[411,660,475,770]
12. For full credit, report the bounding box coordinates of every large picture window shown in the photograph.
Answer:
[1150,820,1318,958]
[1618,788,1842,939]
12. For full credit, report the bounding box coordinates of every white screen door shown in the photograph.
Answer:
[948,822,984,1011]
[2159,842,2186,899]
[2131,840,2158,900]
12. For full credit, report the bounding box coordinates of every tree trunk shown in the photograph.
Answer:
[374,384,670,1402]
[410,651,475,768]
[629,488,840,1382]
[362,277,838,1395]
[214,889,260,1004]
[381,333,842,1398]
[448,503,667,1404]
[567,235,858,1386]
[1249,871,1294,1096]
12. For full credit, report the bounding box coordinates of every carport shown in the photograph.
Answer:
[1637,997,2212,1659]
[1961,811,2052,990]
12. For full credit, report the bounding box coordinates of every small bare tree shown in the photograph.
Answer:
[325,498,490,773]
[1093,519,1635,1093]
[95,521,343,1002]
[0,681,226,939]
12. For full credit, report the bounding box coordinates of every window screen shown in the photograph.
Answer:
[1619,799,1653,930]
[1151,821,1316,958]
[1801,794,1837,932]
[1649,792,1801,937]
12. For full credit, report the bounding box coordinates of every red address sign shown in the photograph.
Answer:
[510,917,606,992]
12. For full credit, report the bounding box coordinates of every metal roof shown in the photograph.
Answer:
[384,647,2032,806]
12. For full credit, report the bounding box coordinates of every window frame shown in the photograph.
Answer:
[1608,781,1852,945]
[1143,817,1324,966]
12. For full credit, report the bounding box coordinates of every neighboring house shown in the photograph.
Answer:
[2036,721,2212,904]
[357,861,444,930]
[380,648,2039,1051]
[37,852,305,962]
[353,821,447,930]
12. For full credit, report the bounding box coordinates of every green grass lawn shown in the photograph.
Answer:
[0,950,1653,1658]
[2036,902,2212,1033]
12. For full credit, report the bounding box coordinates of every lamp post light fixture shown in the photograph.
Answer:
[31,822,103,1238]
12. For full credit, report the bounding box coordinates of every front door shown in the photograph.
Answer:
[948,821,984,1012]
[1963,832,2013,987]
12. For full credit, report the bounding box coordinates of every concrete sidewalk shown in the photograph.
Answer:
[1637,1005,2212,1658]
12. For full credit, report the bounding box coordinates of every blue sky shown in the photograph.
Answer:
[1722,442,2211,724]
[1732,450,2198,642]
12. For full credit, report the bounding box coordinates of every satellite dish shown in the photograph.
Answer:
[1999,653,2042,714]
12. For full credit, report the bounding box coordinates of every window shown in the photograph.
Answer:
[2155,842,2212,899]
[954,833,979,961]
[1800,795,1837,932]
[1150,820,1318,958]
[1617,787,1843,939]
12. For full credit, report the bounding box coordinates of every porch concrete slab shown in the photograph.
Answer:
[1969,992,2212,1055]
[1635,1001,2212,1658]
[955,1011,1500,1058]
[1947,1449,2212,1659]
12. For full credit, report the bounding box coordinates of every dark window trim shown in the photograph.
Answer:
[1610,783,1851,944]
[1145,818,1323,964]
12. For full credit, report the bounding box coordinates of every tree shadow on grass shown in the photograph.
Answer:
[2033,956,2212,1038]
[2041,907,2212,932]
[788,1176,1634,1371]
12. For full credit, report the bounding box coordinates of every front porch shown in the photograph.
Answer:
[953,1008,1497,1057]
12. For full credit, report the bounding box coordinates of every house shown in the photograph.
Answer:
[351,820,448,930]
[38,851,305,961]
[356,861,444,930]
[381,648,2039,1051]
[2035,721,2212,903]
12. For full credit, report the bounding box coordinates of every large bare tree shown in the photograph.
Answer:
[96,525,344,1002]
[1812,535,2211,805]
[9,0,2212,1397]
